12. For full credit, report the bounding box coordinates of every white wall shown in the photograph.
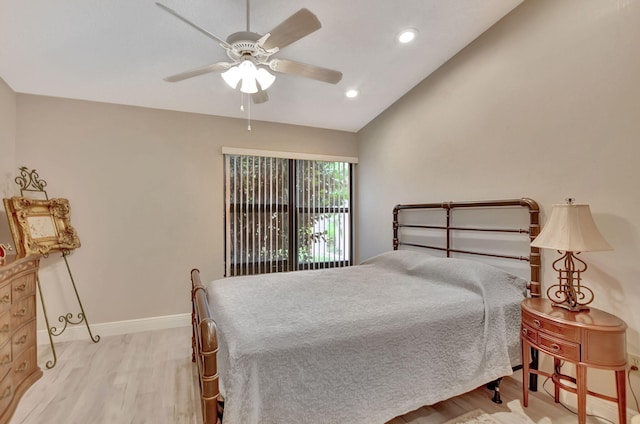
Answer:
[7,94,357,329]
[357,0,640,413]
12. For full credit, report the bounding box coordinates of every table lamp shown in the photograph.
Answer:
[531,199,612,311]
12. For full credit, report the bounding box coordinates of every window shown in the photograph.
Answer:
[224,152,353,277]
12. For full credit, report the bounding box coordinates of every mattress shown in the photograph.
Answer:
[206,250,527,424]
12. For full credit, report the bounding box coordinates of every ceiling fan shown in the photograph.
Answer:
[156,1,343,104]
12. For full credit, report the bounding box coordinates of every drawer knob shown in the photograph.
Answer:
[15,335,28,345]
[549,343,561,353]
[0,386,11,400]
[13,308,27,317]
[0,355,10,366]
[14,283,27,292]
[1,294,9,303]
[0,324,9,333]
[533,319,542,328]
[522,328,529,336]
[16,361,28,372]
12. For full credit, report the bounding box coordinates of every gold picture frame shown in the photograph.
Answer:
[3,196,81,257]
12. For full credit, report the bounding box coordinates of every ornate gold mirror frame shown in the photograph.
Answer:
[4,197,81,256]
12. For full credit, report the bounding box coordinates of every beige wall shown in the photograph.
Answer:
[357,0,640,412]
[0,78,17,244]
[8,94,357,327]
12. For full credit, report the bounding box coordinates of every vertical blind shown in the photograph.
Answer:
[224,153,352,277]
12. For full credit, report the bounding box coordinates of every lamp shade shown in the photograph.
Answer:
[531,203,612,252]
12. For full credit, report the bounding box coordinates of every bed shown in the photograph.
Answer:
[190,198,541,424]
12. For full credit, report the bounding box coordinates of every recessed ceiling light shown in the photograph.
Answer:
[396,28,418,44]
[345,89,359,99]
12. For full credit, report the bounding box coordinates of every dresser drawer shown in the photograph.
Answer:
[10,296,35,330]
[12,346,37,389]
[12,321,36,359]
[0,284,11,313]
[11,273,36,302]
[0,341,11,380]
[522,310,580,342]
[0,372,12,417]
[538,333,580,361]
[0,312,10,347]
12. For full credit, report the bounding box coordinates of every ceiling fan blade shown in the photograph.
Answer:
[164,62,231,82]
[269,59,342,84]
[260,9,321,51]
[156,2,231,49]
[252,89,269,104]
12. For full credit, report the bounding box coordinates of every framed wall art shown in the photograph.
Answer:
[3,196,81,257]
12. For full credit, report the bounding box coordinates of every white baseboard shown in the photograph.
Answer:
[559,389,638,422]
[37,313,190,346]
[510,370,638,421]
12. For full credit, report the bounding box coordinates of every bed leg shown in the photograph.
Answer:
[487,377,503,404]
[217,399,224,423]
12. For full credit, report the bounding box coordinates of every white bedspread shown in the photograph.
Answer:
[206,250,527,424]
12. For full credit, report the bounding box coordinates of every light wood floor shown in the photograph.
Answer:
[10,327,610,423]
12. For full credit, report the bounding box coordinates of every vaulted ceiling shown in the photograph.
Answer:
[0,0,524,132]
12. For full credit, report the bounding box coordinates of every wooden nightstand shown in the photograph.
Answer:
[521,298,628,424]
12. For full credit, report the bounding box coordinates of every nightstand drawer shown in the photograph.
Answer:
[538,333,580,361]
[522,310,580,342]
[521,324,538,344]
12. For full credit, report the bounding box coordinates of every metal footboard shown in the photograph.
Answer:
[191,269,222,424]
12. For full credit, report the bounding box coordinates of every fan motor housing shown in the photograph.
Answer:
[225,31,271,62]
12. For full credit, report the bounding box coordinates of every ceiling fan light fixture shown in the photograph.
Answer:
[238,60,258,93]
[221,66,242,89]
[240,75,259,94]
[255,68,276,90]
[158,3,342,106]
[222,59,275,94]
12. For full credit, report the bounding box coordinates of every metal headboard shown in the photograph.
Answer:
[393,198,541,297]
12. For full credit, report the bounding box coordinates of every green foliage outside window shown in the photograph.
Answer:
[226,155,351,275]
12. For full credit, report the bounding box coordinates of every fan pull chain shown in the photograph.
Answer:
[238,93,251,131]
[247,97,252,131]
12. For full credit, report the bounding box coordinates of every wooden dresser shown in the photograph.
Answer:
[0,256,41,424]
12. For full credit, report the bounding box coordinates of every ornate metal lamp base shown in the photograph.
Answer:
[546,251,594,313]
